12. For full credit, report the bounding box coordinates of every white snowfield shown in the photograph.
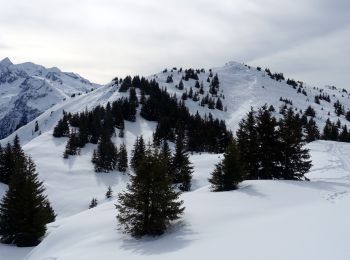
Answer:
[1,61,350,259]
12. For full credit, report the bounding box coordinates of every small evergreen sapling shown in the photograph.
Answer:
[209,140,245,191]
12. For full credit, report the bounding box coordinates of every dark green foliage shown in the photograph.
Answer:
[304,106,316,117]
[339,125,350,142]
[34,121,39,132]
[106,186,113,199]
[53,116,70,137]
[278,108,312,180]
[305,118,320,142]
[172,134,193,191]
[314,95,320,104]
[91,132,118,172]
[209,140,245,191]
[89,198,98,209]
[194,80,200,89]
[117,143,128,172]
[116,146,184,237]
[178,80,184,90]
[119,76,132,92]
[0,143,55,247]
[236,109,260,180]
[256,106,280,179]
[346,111,350,122]
[215,98,223,111]
[130,136,146,170]
[237,106,312,180]
[63,132,80,158]
[334,100,345,116]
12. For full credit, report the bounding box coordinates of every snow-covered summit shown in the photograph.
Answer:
[0,57,13,67]
[0,58,101,139]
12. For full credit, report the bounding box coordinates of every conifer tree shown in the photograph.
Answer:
[0,136,26,184]
[63,132,80,158]
[91,132,118,172]
[34,121,39,132]
[89,198,98,209]
[0,155,55,246]
[106,186,113,199]
[53,117,70,137]
[278,108,312,180]
[117,143,128,172]
[130,136,146,170]
[256,106,280,179]
[236,109,259,179]
[339,125,349,142]
[305,118,320,142]
[172,134,193,191]
[116,146,184,237]
[215,98,223,110]
[209,140,245,191]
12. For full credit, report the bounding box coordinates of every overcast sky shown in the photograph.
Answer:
[0,0,349,88]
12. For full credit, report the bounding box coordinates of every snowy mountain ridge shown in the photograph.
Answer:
[1,60,350,259]
[0,57,100,139]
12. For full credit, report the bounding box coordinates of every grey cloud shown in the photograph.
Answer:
[0,0,349,88]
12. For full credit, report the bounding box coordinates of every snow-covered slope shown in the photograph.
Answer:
[0,57,100,139]
[1,61,350,259]
[151,62,350,132]
[4,140,349,260]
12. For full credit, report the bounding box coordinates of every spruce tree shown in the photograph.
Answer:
[53,117,70,137]
[106,186,113,199]
[0,156,55,246]
[305,118,320,142]
[92,132,118,172]
[63,132,80,158]
[0,136,26,184]
[236,108,259,179]
[116,146,184,237]
[172,134,193,191]
[256,106,280,179]
[130,136,146,170]
[34,121,39,132]
[89,198,98,209]
[209,140,245,191]
[117,143,128,172]
[278,108,312,180]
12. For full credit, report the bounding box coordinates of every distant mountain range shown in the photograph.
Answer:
[0,57,100,138]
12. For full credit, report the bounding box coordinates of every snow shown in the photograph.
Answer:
[1,61,350,259]
[16,141,350,260]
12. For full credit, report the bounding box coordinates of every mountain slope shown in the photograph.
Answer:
[0,57,100,139]
[21,141,350,260]
[1,61,350,259]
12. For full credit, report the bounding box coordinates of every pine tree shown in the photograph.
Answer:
[89,198,98,209]
[117,143,128,172]
[34,121,39,132]
[215,98,223,111]
[63,132,80,158]
[91,132,118,172]
[106,186,113,199]
[278,108,312,180]
[116,146,184,237]
[305,118,320,142]
[53,117,70,137]
[172,134,193,191]
[256,106,280,179]
[0,136,26,184]
[236,109,259,179]
[209,140,245,191]
[130,136,146,170]
[0,156,55,246]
